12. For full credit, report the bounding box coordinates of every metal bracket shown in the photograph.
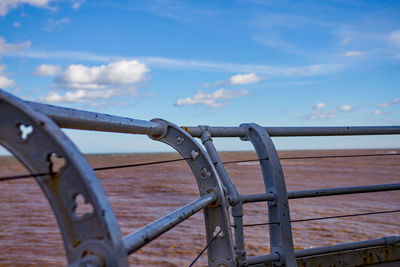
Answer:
[199,125,246,266]
[240,123,297,267]
[0,90,128,266]
[149,119,236,267]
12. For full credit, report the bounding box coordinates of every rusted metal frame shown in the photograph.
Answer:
[199,126,246,265]
[123,193,216,254]
[240,123,297,267]
[0,90,129,266]
[241,183,400,203]
[184,126,400,137]
[246,236,400,265]
[147,119,237,267]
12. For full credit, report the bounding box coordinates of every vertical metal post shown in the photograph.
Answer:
[149,119,237,267]
[199,126,246,265]
[240,123,297,266]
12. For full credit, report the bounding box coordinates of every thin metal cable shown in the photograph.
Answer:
[0,152,399,182]
[188,229,222,267]
[93,158,190,171]
[241,209,400,227]
[223,152,400,165]
[0,157,189,182]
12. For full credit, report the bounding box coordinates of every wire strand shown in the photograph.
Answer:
[188,229,222,267]
[241,209,400,227]
[0,152,399,182]
[223,152,400,165]
[0,158,189,182]
[93,158,189,171]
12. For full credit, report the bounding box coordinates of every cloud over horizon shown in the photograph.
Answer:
[228,73,261,85]
[0,0,53,16]
[175,88,248,108]
[40,60,149,104]
[33,64,61,76]
[0,37,31,54]
[0,65,15,88]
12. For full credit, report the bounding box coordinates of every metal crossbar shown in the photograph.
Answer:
[1,89,399,267]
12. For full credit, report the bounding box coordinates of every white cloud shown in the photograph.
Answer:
[343,51,364,57]
[306,103,352,119]
[0,0,53,16]
[175,88,248,108]
[5,48,345,77]
[388,30,400,46]
[33,64,61,76]
[340,105,352,111]
[388,30,400,59]
[0,65,15,88]
[377,98,400,108]
[72,0,85,9]
[13,22,21,28]
[228,73,261,85]
[377,102,390,108]
[39,60,149,104]
[39,89,117,103]
[43,17,70,31]
[55,60,149,89]
[0,37,31,54]
[307,109,336,119]
[313,102,326,109]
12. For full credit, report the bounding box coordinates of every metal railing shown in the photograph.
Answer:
[1,89,399,266]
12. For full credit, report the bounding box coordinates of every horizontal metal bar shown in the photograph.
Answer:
[183,126,400,137]
[247,236,400,265]
[240,192,275,203]
[28,101,164,136]
[26,101,400,138]
[240,183,400,203]
[123,193,216,255]
[27,100,400,138]
[295,236,400,258]
[288,183,400,199]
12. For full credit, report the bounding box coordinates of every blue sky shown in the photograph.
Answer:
[1,0,400,154]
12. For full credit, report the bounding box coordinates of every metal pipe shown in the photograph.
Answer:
[123,193,216,255]
[246,236,400,265]
[240,183,400,203]
[288,183,400,199]
[183,126,400,137]
[200,128,241,205]
[28,101,164,136]
[240,192,275,203]
[25,101,400,138]
[295,236,400,258]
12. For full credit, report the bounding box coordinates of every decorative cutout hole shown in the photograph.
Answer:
[48,153,66,174]
[74,194,94,217]
[190,150,199,160]
[200,168,211,178]
[19,124,33,140]
[213,225,224,238]
[176,136,185,145]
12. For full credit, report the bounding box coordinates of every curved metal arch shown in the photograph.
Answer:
[149,119,236,267]
[240,123,297,267]
[0,90,128,266]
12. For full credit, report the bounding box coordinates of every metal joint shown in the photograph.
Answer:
[148,119,236,267]
[240,123,297,267]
